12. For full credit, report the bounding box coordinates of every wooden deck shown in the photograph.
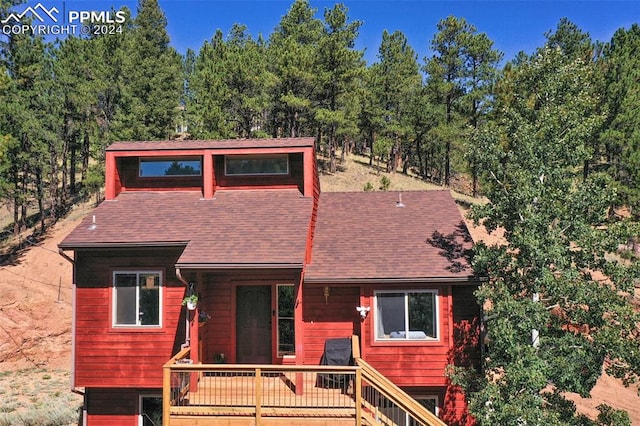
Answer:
[170,371,358,424]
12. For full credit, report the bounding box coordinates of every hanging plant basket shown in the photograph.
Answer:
[182,295,198,311]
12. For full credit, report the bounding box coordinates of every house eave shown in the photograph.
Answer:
[175,262,304,270]
[57,241,189,250]
[303,276,484,285]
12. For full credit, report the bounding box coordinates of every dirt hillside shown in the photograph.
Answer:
[0,154,638,424]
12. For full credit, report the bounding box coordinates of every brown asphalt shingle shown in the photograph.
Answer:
[107,138,315,152]
[59,190,313,267]
[304,190,474,281]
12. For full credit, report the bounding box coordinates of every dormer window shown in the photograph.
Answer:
[225,154,289,176]
[139,157,202,177]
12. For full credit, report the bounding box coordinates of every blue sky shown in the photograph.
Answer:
[18,0,640,64]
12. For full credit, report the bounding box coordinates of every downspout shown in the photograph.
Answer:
[175,268,190,348]
[58,248,87,426]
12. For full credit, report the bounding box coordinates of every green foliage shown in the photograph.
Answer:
[596,404,631,426]
[363,181,374,192]
[379,175,391,190]
[457,32,640,424]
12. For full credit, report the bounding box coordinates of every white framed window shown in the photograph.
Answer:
[408,396,439,424]
[139,157,201,177]
[377,394,439,425]
[139,395,162,426]
[277,284,295,356]
[374,290,439,341]
[113,271,162,327]
[224,154,289,176]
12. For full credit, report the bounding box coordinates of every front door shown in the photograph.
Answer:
[236,285,272,363]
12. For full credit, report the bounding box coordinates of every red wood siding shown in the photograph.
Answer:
[199,273,233,364]
[214,153,304,192]
[74,248,186,389]
[302,285,360,365]
[358,285,452,387]
[182,269,302,365]
[441,285,481,425]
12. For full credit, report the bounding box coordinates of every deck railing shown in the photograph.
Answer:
[352,335,447,426]
[163,350,361,425]
[162,337,446,426]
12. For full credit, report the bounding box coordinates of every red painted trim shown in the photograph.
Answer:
[105,152,117,200]
[109,147,307,158]
[230,283,237,363]
[203,153,214,198]
[215,185,300,191]
[107,150,207,157]
[303,148,315,197]
[294,273,305,365]
[447,286,454,351]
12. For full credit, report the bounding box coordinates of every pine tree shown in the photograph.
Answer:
[314,3,364,172]
[599,24,640,218]
[370,30,421,173]
[267,0,322,138]
[114,0,182,140]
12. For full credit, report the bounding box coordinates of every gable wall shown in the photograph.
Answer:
[74,248,186,389]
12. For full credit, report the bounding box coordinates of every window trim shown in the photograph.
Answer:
[224,154,290,176]
[276,283,295,357]
[373,289,439,342]
[112,270,163,328]
[138,156,202,178]
[138,394,163,426]
[412,395,439,419]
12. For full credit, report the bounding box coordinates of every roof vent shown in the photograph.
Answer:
[88,215,97,230]
[396,193,405,208]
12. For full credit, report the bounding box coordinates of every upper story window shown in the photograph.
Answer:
[374,290,439,341]
[113,271,162,327]
[225,154,289,176]
[139,157,201,177]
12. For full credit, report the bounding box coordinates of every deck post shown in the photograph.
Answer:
[162,365,171,426]
[255,367,262,424]
[355,367,362,426]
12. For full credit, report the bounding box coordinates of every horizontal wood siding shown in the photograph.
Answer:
[86,388,140,425]
[360,285,452,387]
[74,248,186,388]
[214,153,304,192]
[443,284,481,425]
[302,285,360,365]
[190,269,301,364]
[199,273,233,364]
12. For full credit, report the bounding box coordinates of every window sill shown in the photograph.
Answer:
[110,326,165,333]
[371,338,441,347]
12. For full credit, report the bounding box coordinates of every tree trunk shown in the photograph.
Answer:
[70,135,77,195]
[81,130,90,183]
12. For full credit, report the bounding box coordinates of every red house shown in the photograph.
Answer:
[59,137,480,426]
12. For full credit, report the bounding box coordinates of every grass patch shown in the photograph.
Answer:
[0,369,81,426]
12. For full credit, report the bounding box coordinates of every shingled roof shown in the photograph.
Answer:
[304,190,474,282]
[59,190,313,268]
[106,138,315,152]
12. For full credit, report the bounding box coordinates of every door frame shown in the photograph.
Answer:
[232,283,274,364]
